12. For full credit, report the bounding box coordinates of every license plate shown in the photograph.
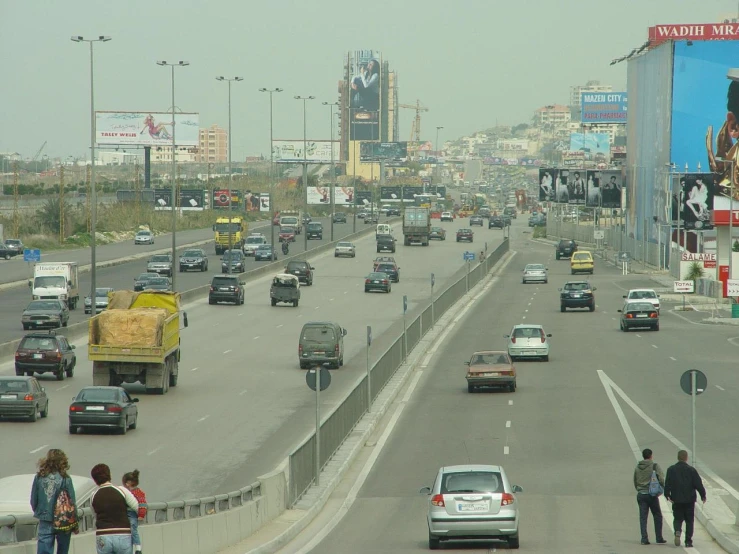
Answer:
[458,503,487,512]
[484,372,500,377]
[0,394,17,400]
[314,351,325,355]
[373,280,380,283]
[294,271,300,274]
[524,351,537,356]
[86,406,105,411]
[636,314,648,318]
[33,353,43,359]
[572,294,582,298]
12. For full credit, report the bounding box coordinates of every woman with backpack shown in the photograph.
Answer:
[31,448,78,554]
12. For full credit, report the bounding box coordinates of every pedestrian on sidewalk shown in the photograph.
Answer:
[122,470,147,554]
[664,450,706,548]
[633,448,666,545]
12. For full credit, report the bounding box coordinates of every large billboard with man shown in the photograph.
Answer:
[96,111,199,146]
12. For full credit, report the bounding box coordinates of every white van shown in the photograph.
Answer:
[376,223,392,240]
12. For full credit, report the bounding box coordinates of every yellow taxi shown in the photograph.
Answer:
[570,250,594,275]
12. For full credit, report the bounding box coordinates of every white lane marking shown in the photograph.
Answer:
[528,302,531,306]
[611,317,617,321]
[652,344,658,349]
[223,350,232,354]
[238,312,244,316]
[525,309,528,313]
[522,316,526,320]
[292,250,518,554]
[403,371,424,401]
[253,336,260,340]
[239,389,248,396]
[508,400,513,406]
[344,291,348,294]
[635,334,642,338]
[56,385,70,392]
[330,298,335,302]
[276,324,283,328]
[30,445,49,454]
[197,415,210,423]
[504,446,510,455]
[599,370,739,502]
[505,420,511,428]
[148,446,163,456]
[314,306,320,310]
[191,367,198,372]
[716,385,725,391]
[670,357,677,361]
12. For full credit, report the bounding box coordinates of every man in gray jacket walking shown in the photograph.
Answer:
[634,448,666,545]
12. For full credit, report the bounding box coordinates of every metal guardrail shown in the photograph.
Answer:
[288,239,510,506]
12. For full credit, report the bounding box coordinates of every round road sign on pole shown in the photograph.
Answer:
[680,369,707,395]
[306,366,331,392]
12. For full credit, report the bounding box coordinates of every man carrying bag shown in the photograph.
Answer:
[633,448,666,545]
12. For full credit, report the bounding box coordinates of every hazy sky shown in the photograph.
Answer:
[2,0,737,161]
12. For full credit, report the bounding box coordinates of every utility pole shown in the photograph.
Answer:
[323,101,340,241]
[260,88,283,250]
[295,95,315,252]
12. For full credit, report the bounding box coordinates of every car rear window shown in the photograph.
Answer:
[573,253,591,260]
[76,389,118,402]
[212,277,238,287]
[246,237,264,244]
[19,337,58,351]
[27,301,62,310]
[630,291,657,299]
[627,302,655,311]
[287,262,308,271]
[512,327,541,339]
[302,327,336,342]
[470,353,509,365]
[377,264,395,272]
[564,283,590,291]
[337,242,352,248]
[0,380,30,393]
[441,471,502,494]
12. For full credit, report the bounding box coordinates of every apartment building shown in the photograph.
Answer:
[196,124,228,164]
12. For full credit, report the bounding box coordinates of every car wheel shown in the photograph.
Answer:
[387,286,391,293]
[66,365,74,378]
[69,425,77,435]
[654,323,660,331]
[56,367,65,381]
[40,401,49,418]
[467,383,474,393]
[299,362,308,370]
[29,406,38,422]
[556,254,560,260]
[589,303,595,312]
[120,418,128,435]
[543,355,549,362]
[130,415,138,430]
[179,266,184,272]
[240,296,245,305]
[429,532,440,550]
[364,288,369,293]
[623,325,629,332]
[293,300,298,307]
[509,381,517,393]
[560,305,566,313]
[209,298,215,305]
[15,368,23,376]
[508,533,520,549]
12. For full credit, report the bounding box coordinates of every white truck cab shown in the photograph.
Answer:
[29,262,80,309]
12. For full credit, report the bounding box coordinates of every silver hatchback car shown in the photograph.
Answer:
[505,324,552,361]
[522,263,548,284]
[420,464,523,550]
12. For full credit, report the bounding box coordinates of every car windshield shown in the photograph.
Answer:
[150,255,170,263]
[136,273,157,281]
[573,253,591,260]
[512,327,543,339]
[182,250,202,257]
[564,283,590,291]
[525,264,545,271]
[337,242,353,248]
[273,276,297,287]
[257,245,272,251]
[441,471,502,494]
[223,251,243,260]
[20,337,58,351]
[246,237,264,244]
[94,289,110,297]
[75,389,118,403]
[369,272,388,279]
[377,264,395,272]
[470,353,510,365]
[5,239,21,246]
[27,301,62,311]
[560,241,575,247]
[136,231,151,236]
[214,223,241,233]
[281,227,296,233]
[287,262,307,271]
[302,327,336,342]
[459,229,471,233]
[33,276,66,288]
[212,277,238,287]
[148,279,169,286]
[0,380,30,393]
[629,290,657,299]
[627,302,655,311]
[431,227,442,232]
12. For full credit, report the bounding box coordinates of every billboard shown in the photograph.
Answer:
[402,186,424,202]
[673,40,739,223]
[244,192,263,212]
[567,170,587,205]
[153,188,205,210]
[680,173,715,230]
[585,170,623,209]
[212,189,242,209]
[538,169,558,202]
[272,140,339,164]
[569,133,611,155]
[360,142,407,161]
[354,190,373,206]
[96,111,199,146]
[349,50,381,141]
[258,193,271,213]
[380,186,402,202]
[649,23,739,47]
[581,92,627,124]
[306,186,355,205]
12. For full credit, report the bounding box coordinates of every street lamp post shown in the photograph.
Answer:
[435,126,444,188]
[157,60,189,291]
[259,88,283,252]
[323,101,340,241]
[217,76,243,272]
[71,35,111,317]
[295,96,315,253]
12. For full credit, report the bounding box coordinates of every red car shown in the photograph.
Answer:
[456,228,474,243]
[279,226,296,243]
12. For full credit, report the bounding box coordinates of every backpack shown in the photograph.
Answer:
[648,463,664,497]
[53,478,78,532]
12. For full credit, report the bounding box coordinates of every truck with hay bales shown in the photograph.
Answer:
[88,290,188,394]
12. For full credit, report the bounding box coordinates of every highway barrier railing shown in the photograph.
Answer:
[0,235,508,553]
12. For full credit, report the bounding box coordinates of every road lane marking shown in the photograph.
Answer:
[525,309,528,313]
[402,371,424,401]
[276,324,283,328]
[239,389,248,396]
[503,446,510,455]
[330,298,335,302]
[670,357,677,361]
[522,316,526,320]
[56,385,70,392]
[344,291,348,294]
[506,421,511,428]
[147,446,163,456]
[508,400,513,406]
[29,445,48,454]
[314,306,320,310]
[652,344,658,349]
[238,312,244,316]
[528,302,531,306]
[635,334,642,338]
[716,385,725,391]
[253,336,260,340]
[191,367,198,372]
[612,317,617,321]
[197,415,210,423]
[223,350,232,354]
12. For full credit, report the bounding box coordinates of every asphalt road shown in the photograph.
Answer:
[0,215,507,504]
[463,159,483,184]
[0,216,359,346]
[295,232,733,553]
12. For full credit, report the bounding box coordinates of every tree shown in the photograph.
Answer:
[37,197,70,235]
[685,261,705,285]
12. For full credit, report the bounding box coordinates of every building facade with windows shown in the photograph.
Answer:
[197,124,228,164]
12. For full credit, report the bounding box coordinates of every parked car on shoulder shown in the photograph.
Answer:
[3,239,24,256]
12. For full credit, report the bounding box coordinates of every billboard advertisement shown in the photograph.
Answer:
[153,188,205,210]
[272,140,339,164]
[679,173,715,230]
[538,169,559,202]
[212,189,242,209]
[258,193,271,213]
[307,186,355,205]
[381,186,402,201]
[649,23,739,47]
[673,40,739,224]
[349,50,381,141]
[360,142,407,161]
[567,170,587,205]
[585,170,623,208]
[244,192,263,212]
[402,186,424,202]
[569,133,611,155]
[354,190,373,206]
[96,111,199,146]
[581,92,628,124]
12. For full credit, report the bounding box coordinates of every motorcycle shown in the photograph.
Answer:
[282,241,289,256]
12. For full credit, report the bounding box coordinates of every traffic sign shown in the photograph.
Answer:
[727,279,739,297]
[403,295,408,314]
[23,249,41,262]
[617,251,631,263]
[306,366,332,392]
[680,369,707,396]
[594,229,605,240]
[367,325,372,347]
[463,251,475,261]
[430,273,435,287]
[674,280,695,294]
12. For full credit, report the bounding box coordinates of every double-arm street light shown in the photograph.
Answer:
[217,76,243,270]
[156,60,190,291]
[71,35,111,318]
[295,96,315,252]
[322,101,340,241]
[259,88,283,250]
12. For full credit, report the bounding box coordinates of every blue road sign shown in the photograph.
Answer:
[463,251,475,261]
[23,249,41,262]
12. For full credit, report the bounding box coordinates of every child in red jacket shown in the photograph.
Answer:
[123,469,147,553]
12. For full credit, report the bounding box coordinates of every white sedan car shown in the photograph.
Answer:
[134,230,154,245]
[505,324,551,362]
[622,288,660,311]
[440,211,453,222]
[522,263,548,284]
[334,241,356,258]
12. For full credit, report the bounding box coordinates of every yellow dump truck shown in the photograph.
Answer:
[89,291,188,395]
[213,216,248,255]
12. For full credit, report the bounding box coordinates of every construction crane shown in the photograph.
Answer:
[398,100,429,160]
[32,141,47,162]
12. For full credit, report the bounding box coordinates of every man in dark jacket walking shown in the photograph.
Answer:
[664,450,707,548]
[633,448,666,545]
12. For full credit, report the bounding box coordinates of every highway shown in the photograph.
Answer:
[463,159,483,183]
[291,228,735,553]
[0,216,359,346]
[0,215,505,504]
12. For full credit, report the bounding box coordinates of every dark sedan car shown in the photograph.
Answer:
[0,376,48,421]
[0,242,20,259]
[333,212,347,223]
[470,215,484,227]
[134,272,160,291]
[15,332,76,380]
[179,248,208,272]
[456,228,474,242]
[559,281,596,312]
[386,207,401,216]
[365,272,392,293]
[3,239,24,256]
[255,244,278,261]
[375,262,400,282]
[143,277,172,291]
[489,216,505,229]
[208,275,245,305]
[429,226,446,240]
[68,386,139,435]
[365,214,379,224]
[619,301,659,332]
[221,250,246,273]
[84,287,114,314]
[22,300,70,330]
